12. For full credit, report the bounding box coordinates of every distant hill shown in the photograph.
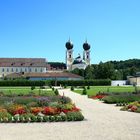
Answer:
[109,59,140,70]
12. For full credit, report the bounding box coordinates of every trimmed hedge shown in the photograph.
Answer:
[0,80,45,86]
[0,79,111,86]
[45,79,111,86]
[0,113,84,123]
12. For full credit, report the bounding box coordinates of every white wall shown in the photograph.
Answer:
[0,67,46,77]
[111,80,127,86]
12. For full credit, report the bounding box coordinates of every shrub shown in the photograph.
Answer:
[82,89,87,95]
[71,86,74,91]
[31,86,35,90]
[102,94,140,104]
[0,80,45,87]
[87,86,90,90]
[54,89,59,95]
[66,112,84,121]
[0,112,12,122]
[43,116,49,122]
[49,116,55,122]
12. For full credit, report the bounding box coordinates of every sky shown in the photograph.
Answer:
[0,0,140,64]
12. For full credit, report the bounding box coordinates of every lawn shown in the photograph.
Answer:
[0,86,55,96]
[74,86,140,96]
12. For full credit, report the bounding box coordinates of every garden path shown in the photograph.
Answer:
[0,89,140,140]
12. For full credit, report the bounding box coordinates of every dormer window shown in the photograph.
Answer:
[21,63,25,66]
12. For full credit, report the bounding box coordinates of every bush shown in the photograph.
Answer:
[82,89,87,95]
[71,86,74,91]
[87,86,90,90]
[31,86,35,90]
[0,80,45,87]
[54,89,59,95]
[102,94,140,104]
[49,79,111,86]
[66,112,84,121]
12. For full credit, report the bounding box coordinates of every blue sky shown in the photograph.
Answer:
[0,0,140,64]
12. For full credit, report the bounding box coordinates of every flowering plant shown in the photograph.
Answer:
[7,104,26,115]
[30,107,43,115]
[0,107,7,113]
[42,107,59,115]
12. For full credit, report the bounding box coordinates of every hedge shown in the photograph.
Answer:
[0,79,111,86]
[0,80,45,86]
[45,79,111,86]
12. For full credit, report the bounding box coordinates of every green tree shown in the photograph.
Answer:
[84,65,94,79]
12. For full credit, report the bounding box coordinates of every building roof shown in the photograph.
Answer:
[6,72,83,79]
[0,58,47,67]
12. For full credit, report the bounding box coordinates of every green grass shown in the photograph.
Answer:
[74,86,140,96]
[0,87,55,96]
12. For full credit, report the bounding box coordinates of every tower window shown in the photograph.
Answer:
[69,55,71,58]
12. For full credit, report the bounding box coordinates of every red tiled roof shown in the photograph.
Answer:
[0,58,47,67]
[6,72,83,79]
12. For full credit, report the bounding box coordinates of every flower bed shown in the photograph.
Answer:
[0,95,84,123]
[90,92,108,100]
[120,101,140,113]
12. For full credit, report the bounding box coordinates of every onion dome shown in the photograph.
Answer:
[65,40,73,50]
[83,41,90,50]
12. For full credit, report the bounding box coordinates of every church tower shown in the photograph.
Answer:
[83,40,91,65]
[65,39,74,71]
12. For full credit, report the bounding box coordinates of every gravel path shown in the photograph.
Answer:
[0,89,140,140]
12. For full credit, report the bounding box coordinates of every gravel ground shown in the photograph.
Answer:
[0,89,140,140]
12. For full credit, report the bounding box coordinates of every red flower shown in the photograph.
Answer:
[42,107,59,115]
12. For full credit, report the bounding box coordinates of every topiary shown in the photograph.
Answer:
[43,116,49,122]
[54,89,59,95]
[82,89,87,95]
[71,86,74,91]
[87,86,90,90]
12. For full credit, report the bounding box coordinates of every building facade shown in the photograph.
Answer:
[65,40,91,71]
[0,58,47,77]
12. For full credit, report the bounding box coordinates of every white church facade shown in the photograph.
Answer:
[65,40,91,71]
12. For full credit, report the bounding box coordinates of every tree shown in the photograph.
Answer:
[84,65,94,79]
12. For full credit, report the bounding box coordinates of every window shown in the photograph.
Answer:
[7,68,9,72]
[11,68,14,72]
[2,68,4,72]
[29,68,32,72]
[16,68,18,72]
[35,68,37,72]
[69,54,71,58]
[40,68,43,72]
[20,68,22,72]
[25,68,27,72]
